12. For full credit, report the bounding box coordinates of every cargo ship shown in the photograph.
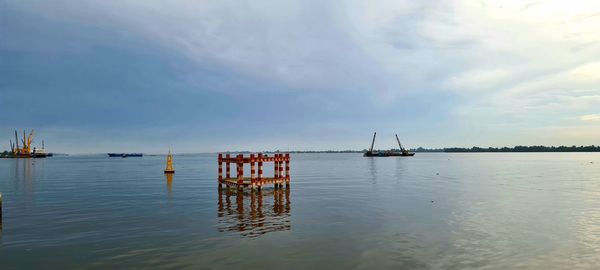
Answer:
[108,153,143,158]
[363,132,415,157]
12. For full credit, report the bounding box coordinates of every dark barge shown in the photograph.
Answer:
[363,132,415,157]
[108,153,143,158]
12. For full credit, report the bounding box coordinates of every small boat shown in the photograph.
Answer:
[32,141,52,158]
[363,132,415,157]
[108,153,143,158]
[31,147,51,158]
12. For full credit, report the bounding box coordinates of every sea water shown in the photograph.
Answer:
[1,153,599,269]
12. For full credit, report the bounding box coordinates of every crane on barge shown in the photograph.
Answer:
[1,129,51,158]
[363,132,415,157]
[395,133,415,156]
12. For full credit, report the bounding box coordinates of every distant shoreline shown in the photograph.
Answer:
[416,145,600,153]
[5,145,600,156]
[268,145,600,153]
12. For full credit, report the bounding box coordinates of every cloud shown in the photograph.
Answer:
[12,1,600,95]
[445,68,512,92]
[440,1,600,142]
[3,0,600,151]
[8,1,390,94]
[580,114,600,122]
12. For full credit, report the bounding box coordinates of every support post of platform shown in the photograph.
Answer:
[274,154,278,188]
[285,153,290,187]
[279,155,283,180]
[274,154,279,179]
[258,153,263,181]
[226,154,231,179]
[218,153,223,185]
[278,154,284,188]
[250,153,256,188]
[237,154,244,186]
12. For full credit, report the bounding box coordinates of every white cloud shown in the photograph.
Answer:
[7,0,600,145]
[580,114,600,122]
[14,1,600,91]
[445,68,512,92]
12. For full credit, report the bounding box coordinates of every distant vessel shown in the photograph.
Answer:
[363,132,415,157]
[1,130,53,158]
[108,153,143,158]
[31,140,52,158]
[32,148,51,158]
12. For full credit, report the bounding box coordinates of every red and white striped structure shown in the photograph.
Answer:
[218,153,290,189]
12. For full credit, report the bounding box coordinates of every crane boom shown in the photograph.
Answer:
[369,132,377,152]
[395,134,404,151]
[27,129,34,147]
[15,130,19,151]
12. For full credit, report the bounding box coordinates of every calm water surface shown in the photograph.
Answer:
[1,153,599,269]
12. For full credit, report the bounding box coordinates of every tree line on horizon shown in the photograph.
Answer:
[413,145,600,152]
[280,145,600,153]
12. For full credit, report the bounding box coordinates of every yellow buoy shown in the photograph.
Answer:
[164,150,175,174]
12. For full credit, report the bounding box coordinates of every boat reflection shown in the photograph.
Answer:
[14,158,38,198]
[217,187,291,237]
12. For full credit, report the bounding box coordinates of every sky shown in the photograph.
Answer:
[1,0,600,153]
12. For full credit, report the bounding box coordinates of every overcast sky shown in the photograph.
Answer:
[1,0,600,153]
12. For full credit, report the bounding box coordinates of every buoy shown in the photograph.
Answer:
[164,151,175,174]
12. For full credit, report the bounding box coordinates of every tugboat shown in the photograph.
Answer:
[363,132,415,157]
[31,140,51,158]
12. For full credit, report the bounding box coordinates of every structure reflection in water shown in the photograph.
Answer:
[14,158,37,199]
[165,173,173,198]
[217,186,291,237]
[165,174,173,193]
